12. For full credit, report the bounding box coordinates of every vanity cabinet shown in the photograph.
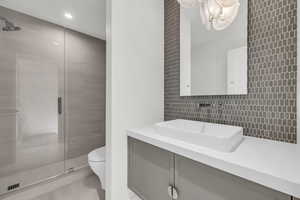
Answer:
[128,138,291,200]
[128,138,173,200]
[175,155,290,200]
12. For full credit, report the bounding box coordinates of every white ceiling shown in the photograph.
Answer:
[0,0,106,40]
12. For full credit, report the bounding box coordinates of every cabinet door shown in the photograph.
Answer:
[128,138,173,200]
[175,155,290,200]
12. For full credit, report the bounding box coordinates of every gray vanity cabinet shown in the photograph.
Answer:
[128,138,173,200]
[128,138,291,200]
[174,155,290,200]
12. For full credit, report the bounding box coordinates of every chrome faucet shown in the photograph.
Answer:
[195,103,222,109]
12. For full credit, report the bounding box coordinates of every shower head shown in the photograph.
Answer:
[2,20,21,31]
[0,16,21,31]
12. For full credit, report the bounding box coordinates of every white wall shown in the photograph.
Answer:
[106,0,164,200]
[17,57,58,136]
[191,38,244,95]
[191,42,226,95]
[180,8,192,96]
[227,47,248,95]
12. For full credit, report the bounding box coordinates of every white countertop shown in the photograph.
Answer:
[127,127,300,198]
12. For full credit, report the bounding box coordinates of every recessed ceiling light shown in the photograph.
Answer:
[64,12,73,19]
[53,41,60,46]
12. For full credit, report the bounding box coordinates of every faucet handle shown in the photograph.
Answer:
[195,103,223,109]
[195,103,211,108]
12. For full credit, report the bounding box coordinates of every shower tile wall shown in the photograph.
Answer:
[0,6,105,195]
[65,30,106,169]
[164,0,297,143]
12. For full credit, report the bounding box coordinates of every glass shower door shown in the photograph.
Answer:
[64,29,106,170]
[0,6,65,195]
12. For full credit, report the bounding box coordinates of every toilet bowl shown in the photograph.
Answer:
[88,146,141,200]
[88,146,106,190]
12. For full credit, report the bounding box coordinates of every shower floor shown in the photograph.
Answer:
[1,167,141,200]
[30,175,104,200]
[1,167,100,200]
[0,154,88,195]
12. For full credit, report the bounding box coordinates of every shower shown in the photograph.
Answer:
[0,16,21,31]
[0,5,106,196]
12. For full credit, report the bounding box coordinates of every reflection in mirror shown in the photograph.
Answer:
[180,0,248,96]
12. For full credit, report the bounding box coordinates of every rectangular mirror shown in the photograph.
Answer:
[180,0,248,96]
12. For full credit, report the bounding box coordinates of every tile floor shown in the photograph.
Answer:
[1,167,141,200]
[28,175,142,200]
[30,175,105,200]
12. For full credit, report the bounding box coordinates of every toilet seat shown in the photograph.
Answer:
[88,147,105,162]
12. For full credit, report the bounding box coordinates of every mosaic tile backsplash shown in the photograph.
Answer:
[164,0,297,143]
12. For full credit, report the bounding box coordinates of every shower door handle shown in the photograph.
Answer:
[58,97,62,115]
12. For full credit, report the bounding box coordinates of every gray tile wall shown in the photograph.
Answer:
[65,30,106,161]
[164,0,297,143]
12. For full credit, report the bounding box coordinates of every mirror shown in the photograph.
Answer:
[180,0,248,96]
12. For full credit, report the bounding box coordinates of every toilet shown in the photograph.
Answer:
[88,146,106,190]
[88,147,141,200]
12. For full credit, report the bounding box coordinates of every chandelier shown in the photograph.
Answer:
[178,0,240,31]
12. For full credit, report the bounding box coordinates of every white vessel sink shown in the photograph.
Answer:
[155,119,243,152]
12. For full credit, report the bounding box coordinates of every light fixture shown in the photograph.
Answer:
[52,41,60,46]
[178,0,240,31]
[212,1,240,30]
[64,12,73,20]
[177,0,199,8]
